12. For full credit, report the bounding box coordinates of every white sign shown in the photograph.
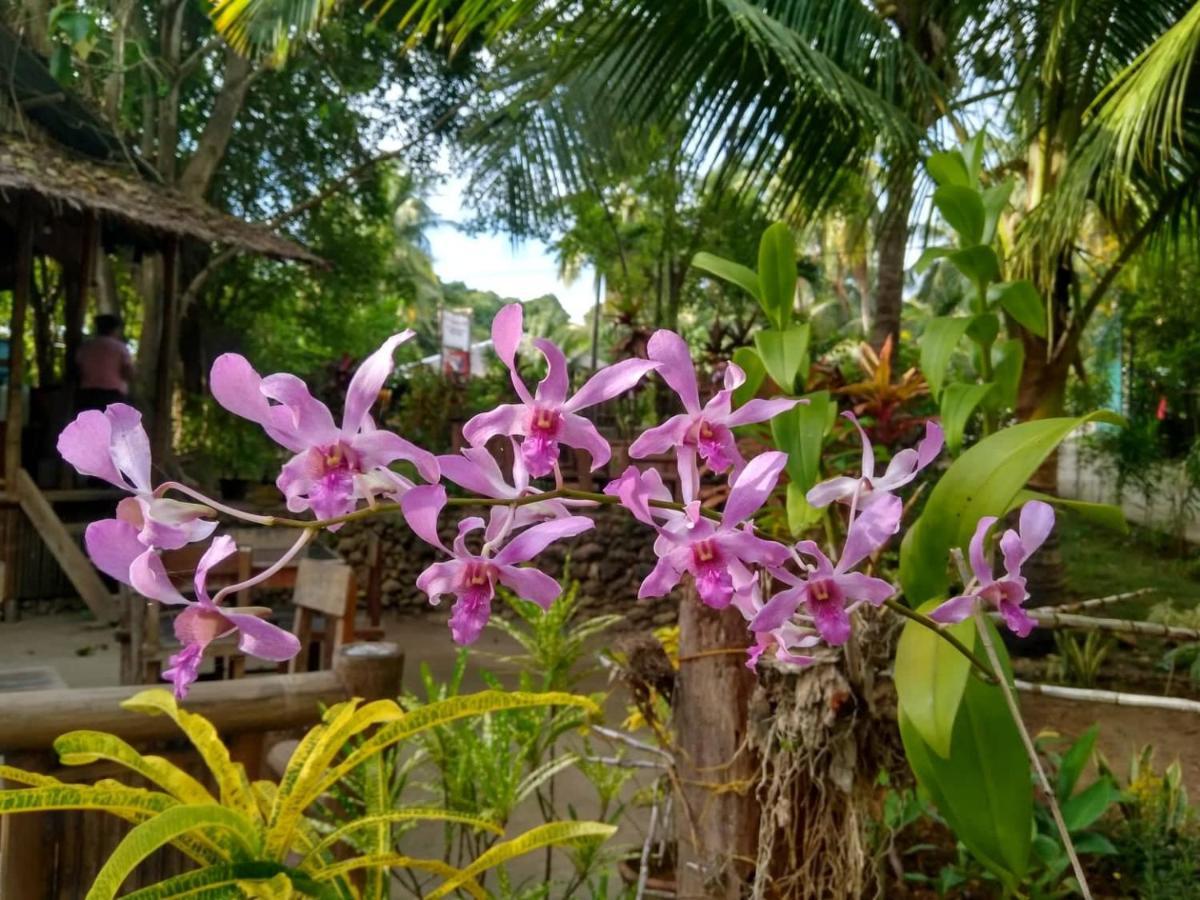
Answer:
[441,309,472,351]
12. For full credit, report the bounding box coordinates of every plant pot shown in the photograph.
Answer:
[219,477,250,501]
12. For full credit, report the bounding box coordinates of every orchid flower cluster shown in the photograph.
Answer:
[58,303,1054,699]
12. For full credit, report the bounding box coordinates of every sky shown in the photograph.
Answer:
[423,174,597,322]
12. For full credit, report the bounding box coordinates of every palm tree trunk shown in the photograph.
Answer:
[871,161,914,350]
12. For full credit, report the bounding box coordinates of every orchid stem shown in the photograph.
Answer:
[973,608,1093,900]
[210,528,315,606]
[883,598,995,682]
[158,480,275,526]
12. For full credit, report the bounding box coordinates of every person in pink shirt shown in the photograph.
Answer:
[76,314,135,411]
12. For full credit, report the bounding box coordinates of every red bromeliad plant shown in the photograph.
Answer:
[60,296,1120,894]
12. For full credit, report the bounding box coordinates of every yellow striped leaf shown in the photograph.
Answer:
[55,730,214,805]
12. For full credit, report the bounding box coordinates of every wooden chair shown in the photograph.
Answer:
[287,558,358,673]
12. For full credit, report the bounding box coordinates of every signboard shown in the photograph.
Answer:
[441,309,472,352]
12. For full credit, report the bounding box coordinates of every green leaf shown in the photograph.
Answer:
[980,179,1014,245]
[900,660,1031,885]
[1061,778,1123,832]
[991,281,1047,337]
[54,731,214,806]
[785,482,821,536]
[757,222,797,329]
[926,151,970,187]
[120,862,337,900]
[1054,725,1099,801]
[965,312,999,347]
[770,390,831,489]
[962,131,986,183]
[1071,832,1118,856]
[934,185,985,245]
[948,245,1000,286]
[692,252,761,303]
[989,339,1024,412]
[894,600,977,758]
[86,805,259,900]
[1010,491,1127,534]
[914,246,954,275]
[899,413,1124,605]
[940,382,994,454]
[731,347,766,408]
[754,326,810,393]
[920,317,972,398]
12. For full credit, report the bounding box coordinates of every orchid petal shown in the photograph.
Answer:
[998,599,1036,637]
[750,587,805,633]
[563,358,659,413]
[400,484,449,552]
[352,429,439,483]
[130,551,191,605]
[843,412,876,482]
[462,404,527,447]
[604,466,671,526]
[491,303,533,404]
[637,556,684,599]
[806,476,860,509]
[223,612,302,661]
[493,515,593,566]
[416,559,465,603]
[497,565,562,609]
[342,331,413,435]
[194,535,237,602]
[162,644,205,699]
[678,446,699,506]
[438,447,515,499]
[929,593,978,625]
[722,451,787,527]
[57,411,124,488]
[84,518,145,584]
[260,373,339,446]
[836,572,895,606]
[794,540,836,577]
[532,338,569,406]
[722,530,790,567]
[558,412,612,470]
[103,404,153,493]
[448,593,493,645]
[809,594,853,645]
[968,516,998,585]
[917,420,945,467]
[839,493,902,572]
[628,414,692,459]
[1018,500,1055,562]
[645,330,701,414]
[723,397,802,428]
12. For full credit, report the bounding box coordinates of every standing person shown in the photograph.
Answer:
[76,314,134,411]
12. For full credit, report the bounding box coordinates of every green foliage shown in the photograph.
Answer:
[894,601,976,758]
[0,689,611,899]
[1050,631,1115,688]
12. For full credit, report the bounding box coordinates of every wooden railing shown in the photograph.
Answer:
[0,642,403,899]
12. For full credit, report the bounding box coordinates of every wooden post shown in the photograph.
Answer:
[0,750,55,900]
[674,591,760,899]
[6,203,34,490]
[334,642,404,700]
[151,238,179,463]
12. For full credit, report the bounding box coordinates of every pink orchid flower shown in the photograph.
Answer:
[86,522,299,698]
[438,439,574,541]
[750,494,900,645]
[462,303,659,478]
[603,465,676,527]
[929,501,1055,637]
[211,332,438,522]
[58,404,216,551]
[807,413,943,509]
[401,484,594,644]
[630,330,801,476]
[746,626,822,671]
[637,452,790,609]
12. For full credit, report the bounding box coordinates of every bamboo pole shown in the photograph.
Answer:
[1054,588,1154,614]
[1014,680,1200,714]
[991,609,1200,642]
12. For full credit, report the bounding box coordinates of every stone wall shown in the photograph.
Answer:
[335,505,678,630]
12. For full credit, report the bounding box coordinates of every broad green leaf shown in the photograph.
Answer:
[122,689,258,820]
[770,390,831,489]
[965,312,999,347]
[919,317,972,398]
[0,783,176,819]
[991,281,1047,337]
[914,246,954,275]
[899,413,1124,605]
[1055,725,1099,801]
[894,600,977,758]
[54,731,214,806]
[926,151,970,187]
[900,658,1031,884]
[989,339,1024,411]
[948,245,1000,286]
[940,382,994,454]
[1072,832,1118,855]
[425,821,617,900]
[962,131,986,182]
[731,347,766,408]
[86,805,259,900]
[314,691,601,800]
[980,179,1014,245]
[934,185,985,245]
[785,482,821,536]
[1061,778,1123,832]
[1010,491,1127,534]
[754,326,810,393]
[757,222,797,329]
[692,252,761,303]
[120,862,336,900]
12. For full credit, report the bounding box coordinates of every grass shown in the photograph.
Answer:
[1060,515,1200,617]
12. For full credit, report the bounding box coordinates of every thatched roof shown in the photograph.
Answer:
[0,138,321,263]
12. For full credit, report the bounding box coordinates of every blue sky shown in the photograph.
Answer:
[424,175,596,322]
